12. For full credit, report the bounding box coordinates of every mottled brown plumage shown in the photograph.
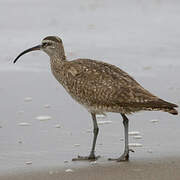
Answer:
[13,36,178,162]
[51,58,178,115]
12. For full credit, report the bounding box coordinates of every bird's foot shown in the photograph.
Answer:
[72,154,100,161]
[108,154,129,162]
[108,149,134,162]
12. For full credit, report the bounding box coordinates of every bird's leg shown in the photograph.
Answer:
[88,113,100,159]
[109,113,134,162]
[72,113,100,161]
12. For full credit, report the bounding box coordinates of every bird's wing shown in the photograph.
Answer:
[66,59,159,107]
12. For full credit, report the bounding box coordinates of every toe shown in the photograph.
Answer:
[72,155,100,161]
[108,154,129,162]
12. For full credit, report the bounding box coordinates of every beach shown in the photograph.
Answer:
[1,157,180,180]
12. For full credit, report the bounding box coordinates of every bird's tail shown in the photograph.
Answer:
[157,99,178,115]
[166,108,178,115]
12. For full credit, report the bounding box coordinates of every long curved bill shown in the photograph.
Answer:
[13,45,42,63]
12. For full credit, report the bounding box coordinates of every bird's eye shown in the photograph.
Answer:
[42,42,52,47]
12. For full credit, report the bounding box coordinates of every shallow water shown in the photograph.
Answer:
[0,0,180,175]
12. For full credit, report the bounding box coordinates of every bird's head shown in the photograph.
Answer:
[13,36,65,63]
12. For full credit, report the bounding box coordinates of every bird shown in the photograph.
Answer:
[13,36,178,162]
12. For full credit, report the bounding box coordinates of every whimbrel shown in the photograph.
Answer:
[13,36,178,162]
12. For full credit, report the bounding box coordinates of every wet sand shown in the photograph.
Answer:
[1,157,180,180]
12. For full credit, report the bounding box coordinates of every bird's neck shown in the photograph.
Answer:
[50,54,68,77]
[50,52,67,66]
[51,55,66,62]
[50,54,68,86]
[49,44,67,64]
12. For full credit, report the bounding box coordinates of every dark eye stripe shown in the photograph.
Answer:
[42,42,52,47]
